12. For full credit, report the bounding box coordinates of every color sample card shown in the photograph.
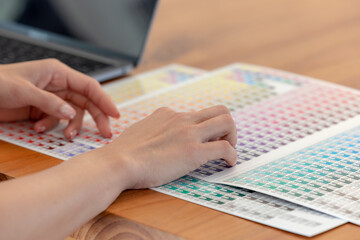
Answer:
[0,64,205,159]
[102,64,206,103]
[221,126,360,225]
[187,65,360,181]
[0,121,96,159]
[154,175,345,237]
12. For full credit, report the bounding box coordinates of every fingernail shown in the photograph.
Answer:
[60,104,76,119]
[36,125,46,133]
[69,130,77,140]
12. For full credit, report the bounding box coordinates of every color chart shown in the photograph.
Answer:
[208,96,359,183]
[221,126,360,225]
[154,175,345,237]
[193,70,360,181]
[102,64,206,103]
[84,63,359,234]
[1,63,360,235]
[85,63,359,183]
[0,121,99,159]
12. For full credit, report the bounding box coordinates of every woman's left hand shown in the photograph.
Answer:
[0,59,119,139]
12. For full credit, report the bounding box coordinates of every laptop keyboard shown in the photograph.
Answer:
[0,35,111,74]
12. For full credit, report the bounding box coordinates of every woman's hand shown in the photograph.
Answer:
[94,105,238,189]
[0,59,119,139]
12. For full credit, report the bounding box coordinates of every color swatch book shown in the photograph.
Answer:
[1,63,359,235]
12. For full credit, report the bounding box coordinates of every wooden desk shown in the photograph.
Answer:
[1,0,360,239]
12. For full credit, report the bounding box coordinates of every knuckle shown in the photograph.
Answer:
[174,112,192,122]
[177,125,195,139]
[64,91,74,101]
[85,80,102,96]
[11,80,27,100]
[84,99,92,110]
[218,140,232,154]
[90,78,101,87]
[41,59,67,81]
[155,106,174,115]
[184,142,201,162]
[43,58,63,67]
[220,113,234,125]
[215,105,230,114]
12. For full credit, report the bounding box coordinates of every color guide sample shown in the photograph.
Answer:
[192,74,360,180]
[102,64,205,103]
[0,121,96,159]
[154,175,345,237]
[222,126,360,225]
[0,64,204,159]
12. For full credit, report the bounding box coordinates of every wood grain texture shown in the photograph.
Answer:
[71,212,181,240]
[0,173,12,181]
[1,0,360,239]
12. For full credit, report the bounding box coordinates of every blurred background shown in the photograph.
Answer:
[139,0,360,89]
[1,0,359,88]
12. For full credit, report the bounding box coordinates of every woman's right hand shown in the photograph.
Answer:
[95,105,238,190]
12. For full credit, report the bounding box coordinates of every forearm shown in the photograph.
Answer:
[0,148,127,240]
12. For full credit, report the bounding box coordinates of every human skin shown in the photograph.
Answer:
[0,59,119,139]
[0,60,237,240]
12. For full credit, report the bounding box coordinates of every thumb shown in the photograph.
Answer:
[26,86,76,120]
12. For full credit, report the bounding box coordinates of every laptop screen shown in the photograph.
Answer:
[0,0,158,64]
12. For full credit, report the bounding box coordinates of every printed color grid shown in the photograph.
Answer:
[154,175,345,237]
[223,126,360,225]
[102,64,205,103]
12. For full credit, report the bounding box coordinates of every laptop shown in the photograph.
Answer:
[0,0,158,82]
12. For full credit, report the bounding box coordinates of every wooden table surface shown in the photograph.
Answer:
[1,0,360,239]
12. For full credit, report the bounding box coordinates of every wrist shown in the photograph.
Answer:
[70,146,133,200]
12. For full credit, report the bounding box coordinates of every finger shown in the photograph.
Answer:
[0,108,30,122]
[48,60,120,118]
[92,113,111,138]
[193,105,231,123]
[201,140,238,166]
[34,115,59,133]
[29,107,43,120]
[196,114,237,147]
[63,105,84,140]
[56,90,112,138]
[24,84,76,120]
